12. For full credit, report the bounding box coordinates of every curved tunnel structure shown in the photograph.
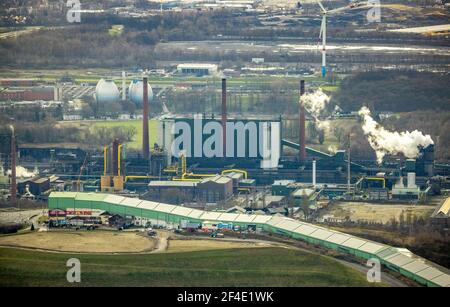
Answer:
[49,192,450,287]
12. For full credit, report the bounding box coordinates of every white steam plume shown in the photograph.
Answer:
[302,89,332,131]
[302,89,330,119]
[7,166,39,178]
[358,107,434,164]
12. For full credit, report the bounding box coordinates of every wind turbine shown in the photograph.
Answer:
[315,1,368,78]
[317,0,327,78]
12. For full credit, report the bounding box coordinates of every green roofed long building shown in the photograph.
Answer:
[49,192,450,287]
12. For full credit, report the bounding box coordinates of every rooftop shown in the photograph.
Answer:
[292,188,316,198]
[148,181,197,187]
[177,63,218,69]
[273,180,295,186]
[432,197,450,217]
[200,175,232,185]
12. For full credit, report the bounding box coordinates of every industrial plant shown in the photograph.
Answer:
[1,66,449,288]
[0,0,449,290]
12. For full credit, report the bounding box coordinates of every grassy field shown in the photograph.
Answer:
[0,232,156,253]
[165,239,274,253]
[0,247,380,287]
[321,202,435,224]
[90,120,160,150]
[0,69,324,87]
[61,119,159,150]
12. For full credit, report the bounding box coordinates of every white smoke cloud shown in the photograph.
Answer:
[6,166,39,178]
[328,145,338,154]
[358,107,434,163]
[301,89,332,131]
[302,89,331,119]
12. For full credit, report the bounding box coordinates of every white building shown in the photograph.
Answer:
[177,63,218,76]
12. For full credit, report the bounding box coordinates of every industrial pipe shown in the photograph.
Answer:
[221,169,248,180]
[118,144,122,177]
[125,175,166,183]
[103,146,107,176]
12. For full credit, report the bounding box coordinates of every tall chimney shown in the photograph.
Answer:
[299,80,306,162]
[407,172,416,189]
[10,125,16,204]
[142,76,150,160]
[122,71,126,101]
[312,158,316,188]
[53,83,59,101]
[222,78,227,158]
[112,139,119,176]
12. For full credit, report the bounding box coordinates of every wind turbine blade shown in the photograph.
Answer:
[316,0,326,13]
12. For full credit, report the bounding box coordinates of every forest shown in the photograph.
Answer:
[331,71,450,112]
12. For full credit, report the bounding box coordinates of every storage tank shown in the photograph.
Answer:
[95,79,120,104]
[128,80,153,106]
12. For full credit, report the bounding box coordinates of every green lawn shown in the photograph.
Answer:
[0,69,324,87]
[88,119,159,150]
[0,247,380,287]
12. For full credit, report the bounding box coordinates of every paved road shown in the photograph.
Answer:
[150,230,170,253]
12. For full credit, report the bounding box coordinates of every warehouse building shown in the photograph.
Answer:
[48,192,450,287]
[292,188,319,208]
[17,176,52,198]
[0,86,55,101]
[272,180,296,196]
[431,197,450,228]
[176,63,218,76]
[197,175,233,203]
[148,175,233,204]
[148,181,197,203]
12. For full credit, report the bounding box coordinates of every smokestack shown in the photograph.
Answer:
[407,172,416,189]
[54,83,59,101]
[222,78,227,157]
[112,139,119,176]
[299,80,306,162]
[9,125,16,204]
[122,71,126,101]
[142,76,149,160]
[312,158,316,188]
